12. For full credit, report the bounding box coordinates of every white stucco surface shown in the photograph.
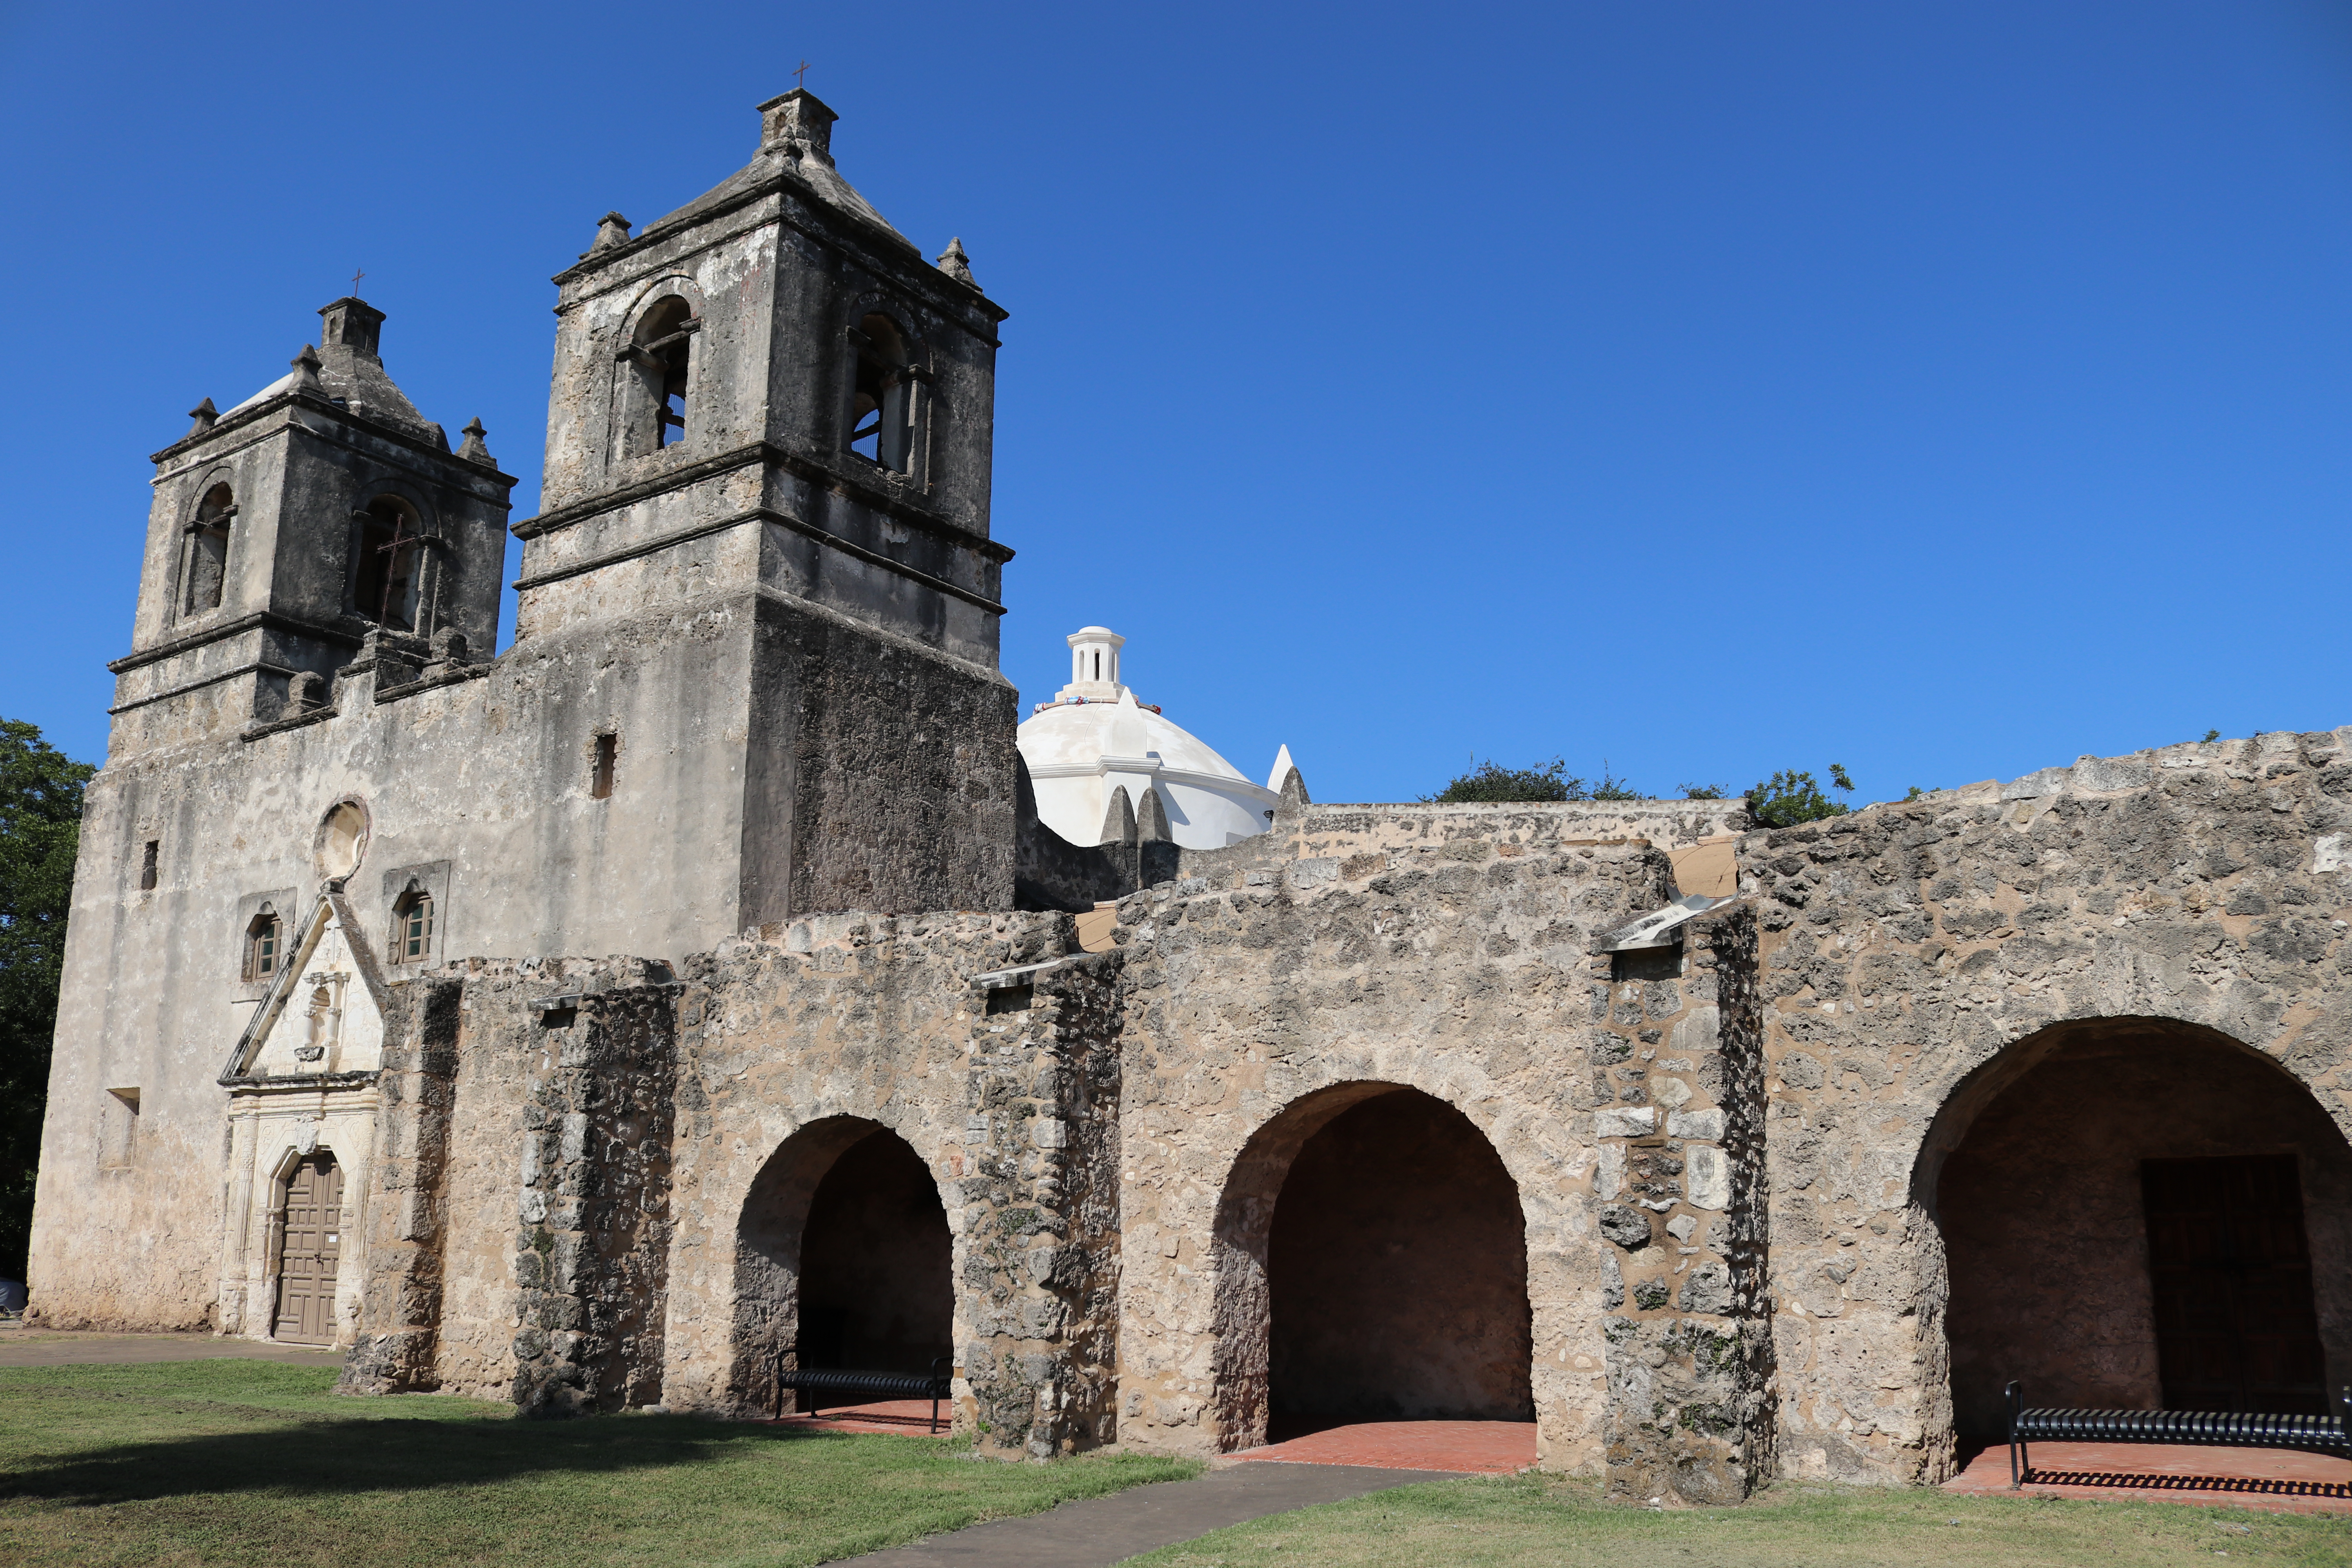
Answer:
[1018,627,1287,851]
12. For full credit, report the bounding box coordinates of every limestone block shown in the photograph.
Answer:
[1594,1106,1657,1138]
[1667,1108,1726,1141]
[1685,1145,1730,1210]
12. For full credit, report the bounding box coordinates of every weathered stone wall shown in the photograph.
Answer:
[1107,798,1739,1470]
[338,973,463,1395]
[618,910,1122,1456]
[1747,731,2352,1485]
[1588,906,1775,1505]
[508,968,681,1416]
[29,626,757,1334]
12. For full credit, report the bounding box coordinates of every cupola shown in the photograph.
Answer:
[1058,626,1126,702]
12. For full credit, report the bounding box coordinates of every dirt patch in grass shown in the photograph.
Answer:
[0,1360,1197,1568]
[1125,1470,2350,1568]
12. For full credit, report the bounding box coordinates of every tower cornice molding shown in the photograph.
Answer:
[550,167,1007,335]
[512,439,1012,564]
[108,608,367,676]
[149,387,516,493]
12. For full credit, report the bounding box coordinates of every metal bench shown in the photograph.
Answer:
[2006,1380,2352,1488]
[775,1355,955,1434]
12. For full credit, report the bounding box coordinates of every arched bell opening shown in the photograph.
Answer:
[1210,1082,1532,1450]
[730,1117,954,1417]
[1923,1017,2352,1442]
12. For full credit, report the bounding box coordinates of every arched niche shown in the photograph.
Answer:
[729,1116,953,1416]
[1919,1016,2352,1437]
[1210,1081,1533,1450]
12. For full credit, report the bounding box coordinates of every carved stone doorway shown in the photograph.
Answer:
[272,1152,343,1344]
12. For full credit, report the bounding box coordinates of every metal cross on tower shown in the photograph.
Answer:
[373,510,417,629]
[793,59,811,89]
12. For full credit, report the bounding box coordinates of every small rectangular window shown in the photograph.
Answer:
[100,1088,140,1169]
[591,733,617,800]
[391,893,434,964]
[139,840,159,891]
[244,908,284,981]
[1611,943,1684,984]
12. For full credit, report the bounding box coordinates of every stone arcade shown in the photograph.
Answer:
[29,90,2352,1502]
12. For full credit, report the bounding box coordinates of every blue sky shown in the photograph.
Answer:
[3,2,2348,804]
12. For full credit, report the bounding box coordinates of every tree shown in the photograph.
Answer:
[0,720,94,1283]
[1425,758,1577,802]
[1424,758,1642,803]
[1746,764,1856,829]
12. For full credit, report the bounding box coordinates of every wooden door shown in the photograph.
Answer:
[272,1153,344,1345]
[2141,1154,2327,1414]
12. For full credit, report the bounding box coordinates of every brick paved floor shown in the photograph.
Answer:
[768,1397,956,1436]
[1942,1438,2352,1517]
[1232,1417,1539,1474]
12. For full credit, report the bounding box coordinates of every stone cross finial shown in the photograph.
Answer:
[936,237,977,287]
[458,416,494,465]
[592,212,632,252]
[186,397,217,436]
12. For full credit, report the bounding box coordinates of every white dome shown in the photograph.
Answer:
[1018,628,1289,851]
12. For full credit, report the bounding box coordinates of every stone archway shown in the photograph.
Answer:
[270,1148,343,1346]
[1210,1082,1532,1450]
[1920,1017,2352,1439]
[730,1117,953,1416]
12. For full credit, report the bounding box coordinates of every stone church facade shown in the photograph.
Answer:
[28,90,2352,1504]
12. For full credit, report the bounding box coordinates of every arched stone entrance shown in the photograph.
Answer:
[1922,1018,2352,1438]
[1211,1083,1532,1449]
[731,1118,954,1415]
[270,1149,342,1346]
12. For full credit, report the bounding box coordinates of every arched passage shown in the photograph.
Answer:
[731,1118,954,1415]
[1212,1083,1532,1449]
[1924,1018,2352,1438]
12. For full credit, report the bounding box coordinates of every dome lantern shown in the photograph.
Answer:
[1058,626,1127,703]
[1020,625,1293,851]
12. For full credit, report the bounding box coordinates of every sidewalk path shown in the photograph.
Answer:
[835,1459,1459,1566]
[0,1327,342,1368]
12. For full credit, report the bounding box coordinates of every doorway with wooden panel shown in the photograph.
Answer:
[272,1151,343,1345]
[2142,1154,2328,1414]
[1931,1017,2352,1439]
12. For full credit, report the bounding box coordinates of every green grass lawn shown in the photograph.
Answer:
[0,1359,1197,1567]
[1125,1470,2350,1568]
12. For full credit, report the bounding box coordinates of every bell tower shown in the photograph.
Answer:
[112,299,514,756]
[512,89,1020,918]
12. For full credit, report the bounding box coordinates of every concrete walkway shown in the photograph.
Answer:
[836,1459,1459,1567]
[0,1326,342,1368]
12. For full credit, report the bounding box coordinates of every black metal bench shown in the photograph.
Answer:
[2006,1380,2352,1489]
[775,1356,954,1434]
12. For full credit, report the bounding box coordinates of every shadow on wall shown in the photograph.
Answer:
[1927,1018,2352,1437]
